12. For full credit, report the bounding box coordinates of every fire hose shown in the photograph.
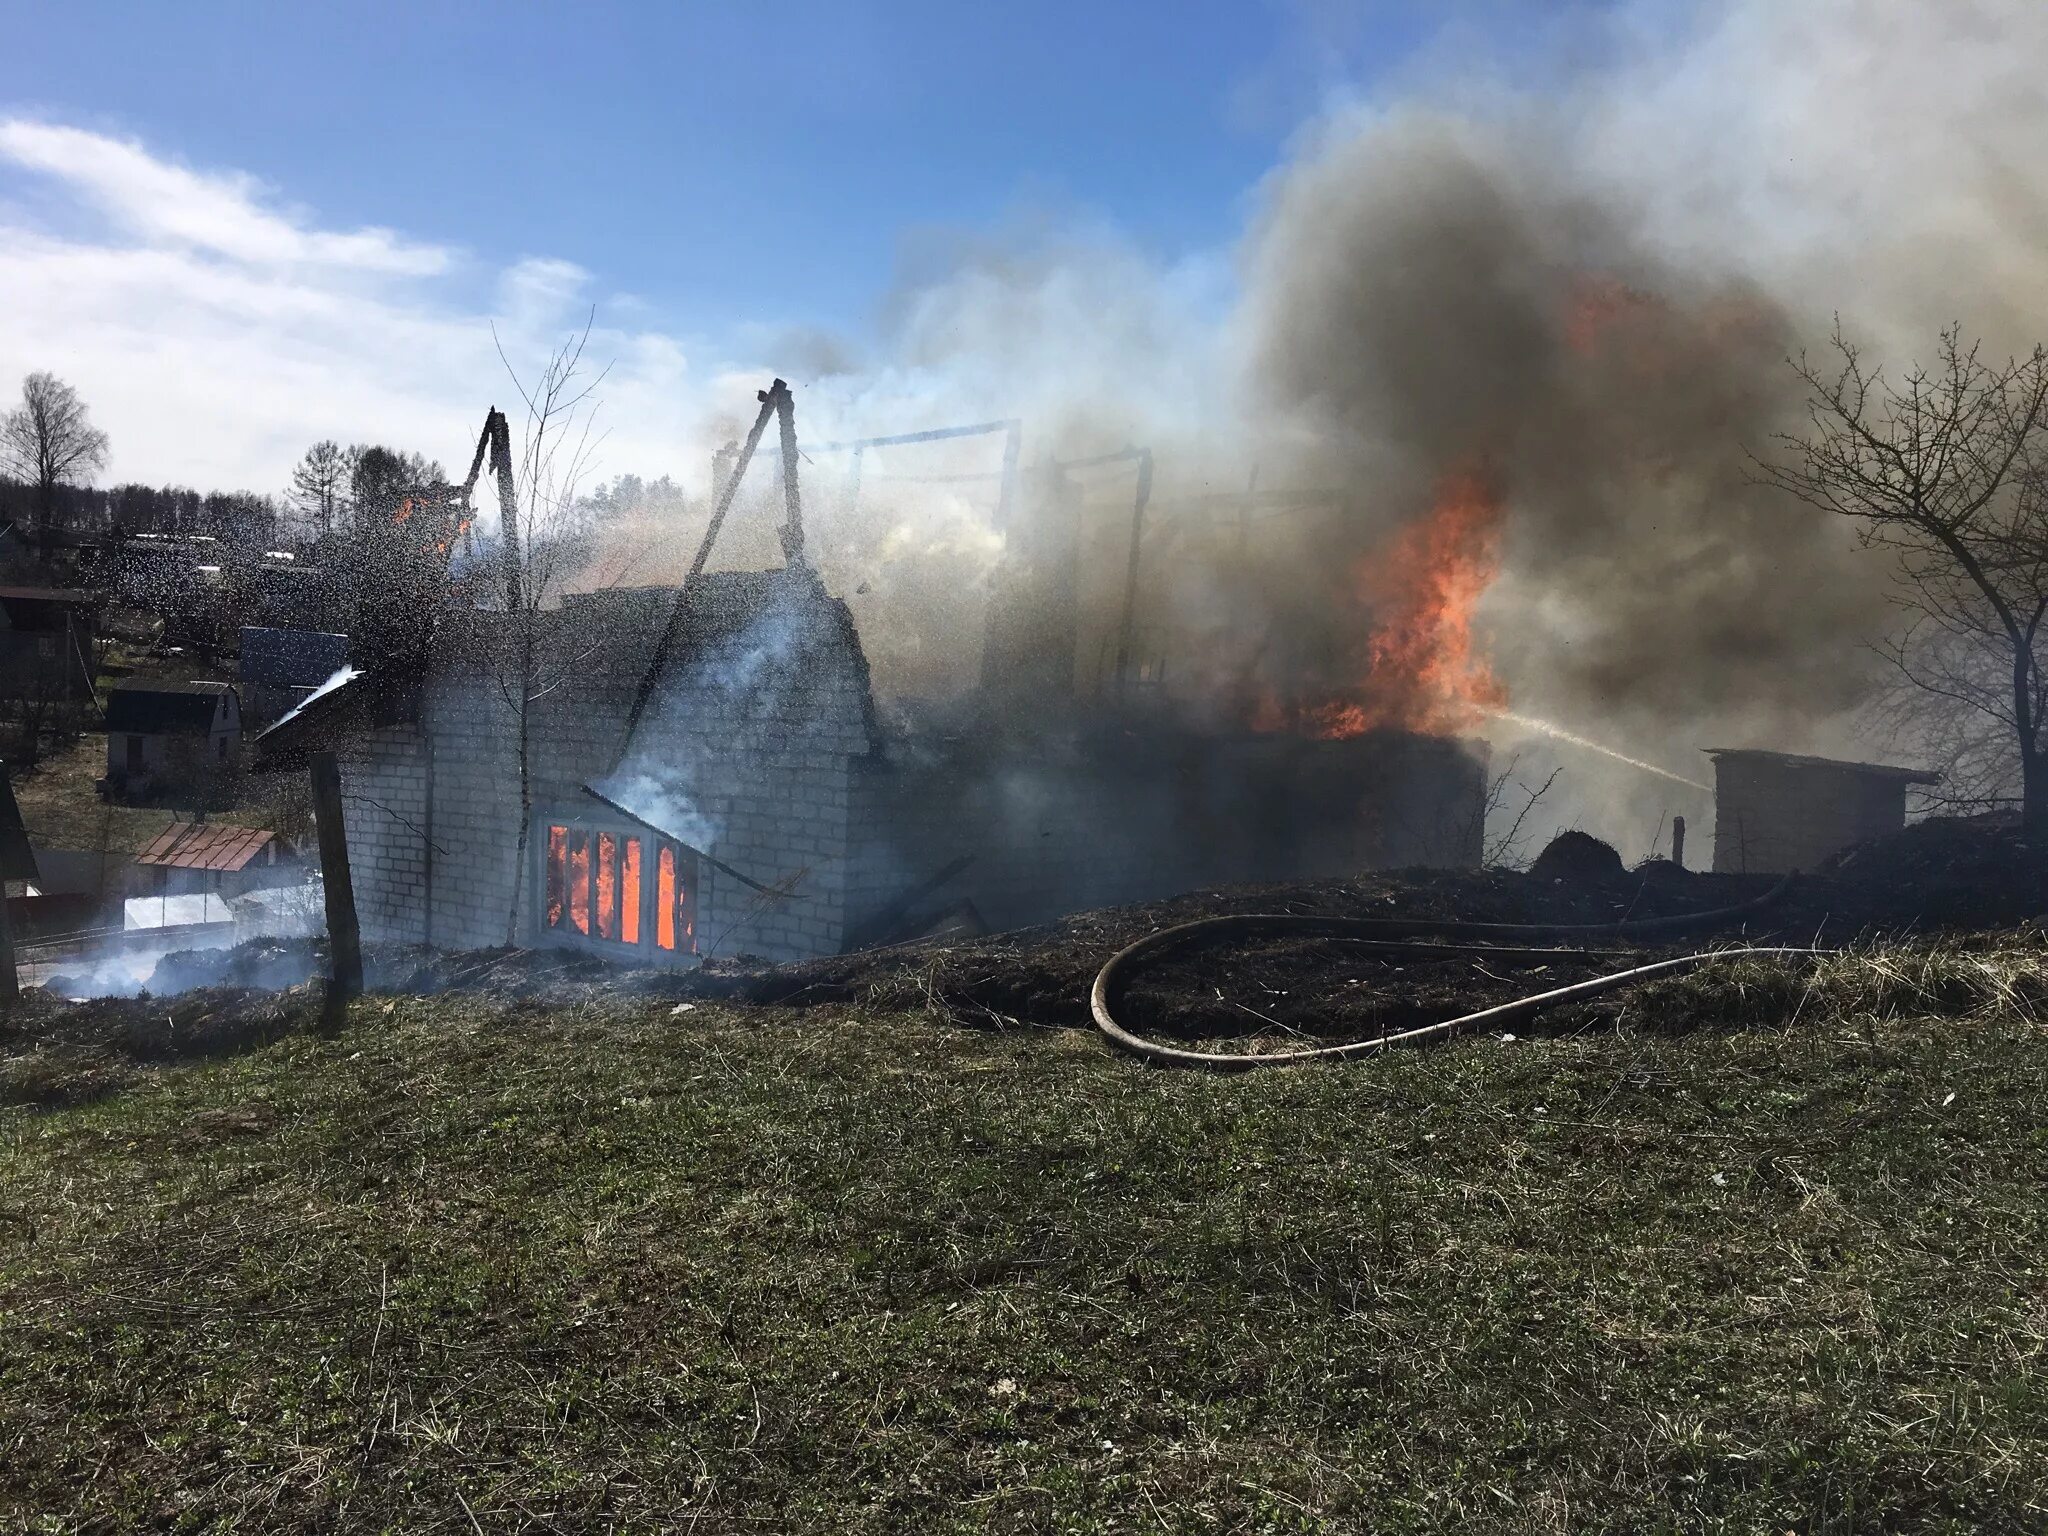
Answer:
[1090,872,1819,1070]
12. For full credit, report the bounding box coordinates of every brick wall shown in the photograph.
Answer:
[343,568,876,963]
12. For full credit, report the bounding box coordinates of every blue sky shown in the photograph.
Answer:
[0,1,1633,489]
[4,1,1442,352]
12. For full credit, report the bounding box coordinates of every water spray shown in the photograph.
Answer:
[1488,709,1711,792]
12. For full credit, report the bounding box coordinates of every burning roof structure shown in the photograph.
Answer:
[290,380,1490,968]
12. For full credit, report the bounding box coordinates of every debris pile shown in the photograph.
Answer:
[1821,813,2048,929]
[1530,830,1626,883]
[11,813,2048,1089]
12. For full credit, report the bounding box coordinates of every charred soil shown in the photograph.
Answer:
[14,814,2048,1076]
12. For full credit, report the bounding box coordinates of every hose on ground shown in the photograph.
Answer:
[1090,872,1818,1070]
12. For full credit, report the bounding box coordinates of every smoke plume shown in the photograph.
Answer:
[579,0,2048,859]
[1217,0,2048,849]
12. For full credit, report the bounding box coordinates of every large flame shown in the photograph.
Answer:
[1259,468,1508,739]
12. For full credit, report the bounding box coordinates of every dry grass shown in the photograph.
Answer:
[1,940,2046,1531]
[12,726,312,863]
[11,733,173,857]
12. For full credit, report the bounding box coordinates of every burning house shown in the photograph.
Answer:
[263,386,1488,968]
[314,564,1482,964]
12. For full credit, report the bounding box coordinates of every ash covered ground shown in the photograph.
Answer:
[7,816,2041,1100]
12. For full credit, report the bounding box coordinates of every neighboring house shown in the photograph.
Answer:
[133,821,298,899]
[0,585,99,702]
[1706,747,1941,873]
[102,679,242,802]
[238,627,349,726]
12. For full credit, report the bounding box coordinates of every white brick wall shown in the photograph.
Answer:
[342,571,876,963]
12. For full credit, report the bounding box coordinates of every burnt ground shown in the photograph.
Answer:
[8,814,2043,1089]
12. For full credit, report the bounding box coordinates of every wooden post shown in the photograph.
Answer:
[620,386,781,744]
[309,750,363,1004]
[1672,815,1687,871]
[1111,449,1155,699]
[773,381,806,564]
[0,867,18,1007]
[488,409,523,615]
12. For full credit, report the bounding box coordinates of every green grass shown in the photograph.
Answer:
[3,945,2048,1532]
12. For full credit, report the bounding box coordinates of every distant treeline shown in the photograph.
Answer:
[0,476,282,545]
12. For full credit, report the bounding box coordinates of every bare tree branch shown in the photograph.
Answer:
[1754,322,2048,828]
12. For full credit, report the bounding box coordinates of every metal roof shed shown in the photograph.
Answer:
[1704,747,1940,874]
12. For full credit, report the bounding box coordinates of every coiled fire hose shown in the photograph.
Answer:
[1090,872,1819,1070]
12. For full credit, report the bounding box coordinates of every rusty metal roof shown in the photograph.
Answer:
[134,822,278,873]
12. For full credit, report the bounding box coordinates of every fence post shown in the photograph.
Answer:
[309,750,362,1007]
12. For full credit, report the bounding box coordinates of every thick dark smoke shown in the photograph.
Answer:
[1240,108,1885,730]
[1216,0,2048,852]
[581,0,2048,860]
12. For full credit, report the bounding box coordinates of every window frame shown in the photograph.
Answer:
[532,810,699,963]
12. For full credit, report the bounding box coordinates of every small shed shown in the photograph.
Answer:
[0,585,98,701]
[1705,748,1940,874]
[134,821,292,898]
[103,679,242,802]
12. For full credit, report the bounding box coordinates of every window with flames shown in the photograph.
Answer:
[539,819,698,956]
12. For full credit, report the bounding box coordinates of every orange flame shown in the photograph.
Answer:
[1259,469,1507,740]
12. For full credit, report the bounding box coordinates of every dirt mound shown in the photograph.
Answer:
[1530,830,1627,883]
[1822,814,2048,928]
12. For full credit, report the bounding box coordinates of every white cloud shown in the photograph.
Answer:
[0,116,1235,541]
[498,256,591,321]
[0,119,698,500]
[0,119,450,274]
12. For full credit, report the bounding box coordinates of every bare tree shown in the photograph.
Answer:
[1757,323,2048,833]
[0,372,111,533]
[1478,754,1562,868]
[286,440,350,542]
[487,316,612,944]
